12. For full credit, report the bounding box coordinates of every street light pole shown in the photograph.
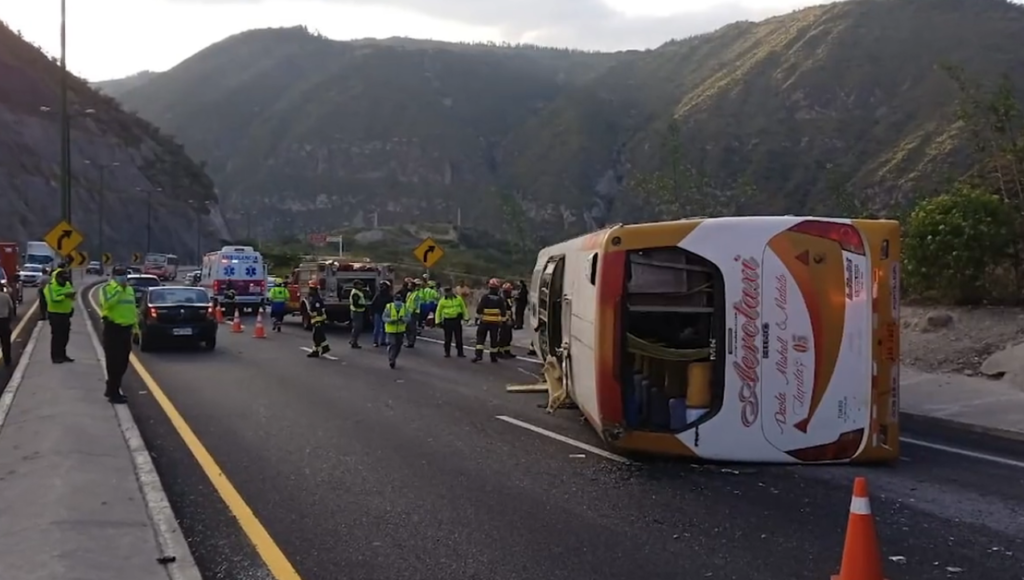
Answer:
[146,189,153,253]
[188,200,206,265]
[86,160,118,270]
[59,0,70,224]
[137,186,161,254]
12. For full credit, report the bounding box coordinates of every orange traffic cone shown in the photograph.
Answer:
[832,477,887,580]
[231,315,243,333]
[215,305,224,324]
[253,309,266,338]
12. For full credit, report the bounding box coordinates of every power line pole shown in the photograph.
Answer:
[59,0,70,224]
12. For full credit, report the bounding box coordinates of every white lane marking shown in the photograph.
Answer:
[298,346,339,361]
[495,415,633,464]
[417,335,542,364]
[902,436,1024,469]
[0,323,43,437]
[85,284,204,580]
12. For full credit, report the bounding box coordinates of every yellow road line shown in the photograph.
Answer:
[0,299,40,363]
[88,286,303,580]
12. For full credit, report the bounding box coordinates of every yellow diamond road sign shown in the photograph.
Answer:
[68,250,88,267]
[132,252,142,264]
[413,237,444,268]
[102,252,113,265]
[44,220,84,256]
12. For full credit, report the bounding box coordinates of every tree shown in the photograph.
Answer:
[903,185,1015,304]
[941,64,1024,297]
[632,119,756,219]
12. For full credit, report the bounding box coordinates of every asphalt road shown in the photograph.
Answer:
[0,286,41,388]
[83,292,1024,580]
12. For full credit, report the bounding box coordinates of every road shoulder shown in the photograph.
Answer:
[0,282,199,580]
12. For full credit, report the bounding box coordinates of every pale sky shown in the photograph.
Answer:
[2,0,825,81]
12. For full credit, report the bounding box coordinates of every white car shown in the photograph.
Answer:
[17,264,45,286]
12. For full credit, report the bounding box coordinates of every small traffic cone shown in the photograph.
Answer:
[253,309,266,338]
[215,305,224,323]
[231,315,243,333]
[832,477,887,580]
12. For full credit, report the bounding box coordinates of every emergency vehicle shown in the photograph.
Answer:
[529,216,900,464]
[199,246,267,313]
[0,241,21,313]
[286,259,393,329]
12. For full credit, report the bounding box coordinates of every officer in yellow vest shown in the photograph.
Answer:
[44,267,76,363]
[435,286,468,358]
[382,293,410,369]
[267,279,290,332]
[349,279,367,349]
[99,265,139,404]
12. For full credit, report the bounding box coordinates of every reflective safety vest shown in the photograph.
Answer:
[100,281,138,326]
[478,294,504,324]
[419,287,439,303]
[503,296,514,322]
[384,302,407,333]
[436,296,466,323]
[268,286,289,302]
[44,279,75,314]
[349,288,366,312]
[406,289,422,312]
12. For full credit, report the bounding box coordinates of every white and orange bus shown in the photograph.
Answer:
[528,216,900,463]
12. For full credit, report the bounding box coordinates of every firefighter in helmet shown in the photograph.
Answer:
[497,282,517,358]
[472,278,507,363]
[306,280,330,357]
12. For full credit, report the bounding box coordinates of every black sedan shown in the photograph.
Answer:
[133,286,218,351]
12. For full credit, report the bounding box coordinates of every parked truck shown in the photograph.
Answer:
[287,259,393,329]
[23,241,57,274]
[0,242,23,313]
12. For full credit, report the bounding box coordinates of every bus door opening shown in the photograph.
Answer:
[621,247,726,433]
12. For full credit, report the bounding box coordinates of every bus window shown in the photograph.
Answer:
[536,256,566,360]
[621,247,725,433]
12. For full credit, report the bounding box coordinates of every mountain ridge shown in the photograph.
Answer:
[99,0,1024,244]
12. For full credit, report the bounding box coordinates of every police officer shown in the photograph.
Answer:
[99,266,138,404]
[472,278,506,363]
[44,267,76,363]
[382,292,410,369]
[404,279,423,348]
[267,278,290,332]
[349,279,367,348]
[306,281,330,358]
[436,285,467,358]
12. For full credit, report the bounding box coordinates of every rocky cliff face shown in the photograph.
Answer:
[0,21,229,262]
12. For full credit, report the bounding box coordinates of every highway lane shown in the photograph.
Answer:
[86,297,1024,580]
[0,288,40,387]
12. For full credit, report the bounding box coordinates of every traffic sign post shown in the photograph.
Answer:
[44,219,84,256]
[413,237,444,269]
[68,250,88,267]
[132,252,142,264]
[102,252,112,265]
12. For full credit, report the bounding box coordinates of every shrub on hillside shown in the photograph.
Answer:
[903,185,1016,304]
